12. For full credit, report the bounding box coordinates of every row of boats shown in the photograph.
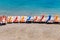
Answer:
[0,15,60,25]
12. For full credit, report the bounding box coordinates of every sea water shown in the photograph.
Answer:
[0,0,60,16]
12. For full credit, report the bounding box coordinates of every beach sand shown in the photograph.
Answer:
[0,23,60,40]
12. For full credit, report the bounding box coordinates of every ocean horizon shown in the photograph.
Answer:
[0,0,60,16]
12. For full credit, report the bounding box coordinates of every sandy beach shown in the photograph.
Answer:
[0,23,59,40]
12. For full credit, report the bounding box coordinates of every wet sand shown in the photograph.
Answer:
[0,23,60,40]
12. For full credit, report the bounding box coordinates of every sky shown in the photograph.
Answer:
[0,0,60,15]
